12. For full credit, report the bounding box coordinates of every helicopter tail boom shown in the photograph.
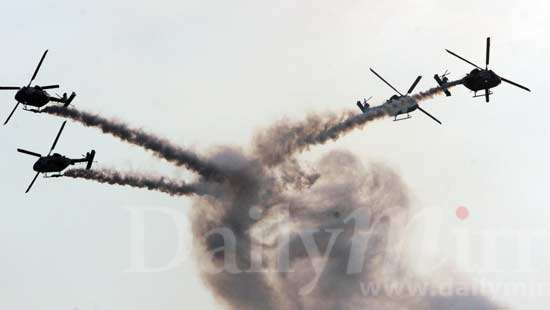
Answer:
[49,92,76,107]
[70,150,96,170]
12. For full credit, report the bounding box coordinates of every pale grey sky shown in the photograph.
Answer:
[0,0,548,309]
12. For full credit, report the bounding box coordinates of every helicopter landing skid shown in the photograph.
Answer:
[22,107,41,113]
[44,174,64,178]
[394,114,412,122]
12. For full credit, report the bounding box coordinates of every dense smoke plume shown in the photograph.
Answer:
[64,168,208,197]
[42,106,224,181]
[189,149,501,310]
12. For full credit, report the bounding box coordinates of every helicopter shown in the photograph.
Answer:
[442,37,530,102]
[17,121,96,193]
[2,50,76,125]
[364,68,442,124]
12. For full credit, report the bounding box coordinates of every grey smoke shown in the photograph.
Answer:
[253,81,462,167]
[412,79,464,101]
[42,106,224,182]
[279,158,321,191]
[64,168,208,197]
[189,149,501,310]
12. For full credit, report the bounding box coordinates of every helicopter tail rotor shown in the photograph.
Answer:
[434,73,452,97]
[356,96,372,113]
[86,150,96,170]
[63,92,76,107]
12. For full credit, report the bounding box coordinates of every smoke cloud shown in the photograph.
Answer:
[189,149,501,310]
[64,168,208,197]
[42,106,224,181]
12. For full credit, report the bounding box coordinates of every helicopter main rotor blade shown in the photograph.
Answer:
[25,172,41,194]
[49,120,67,155]
[407,76,422,94]
[0,86,21,90]
[4,102,20,125]
[417,106,442,125]
[28,50,48,86]
[40,85,59,90]
[17,148,43,158]
[485,89,490,103]
[501,77,531,92]
[445,49,482,69]
[485,37,491,70]
[369,68,403,96]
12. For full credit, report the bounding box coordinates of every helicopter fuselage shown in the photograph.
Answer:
[462,69,502,92]
[15,86,51,108]
[388,94,418,116]
[32,154,74,173]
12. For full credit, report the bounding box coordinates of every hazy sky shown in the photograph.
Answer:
[0,0,548,309]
